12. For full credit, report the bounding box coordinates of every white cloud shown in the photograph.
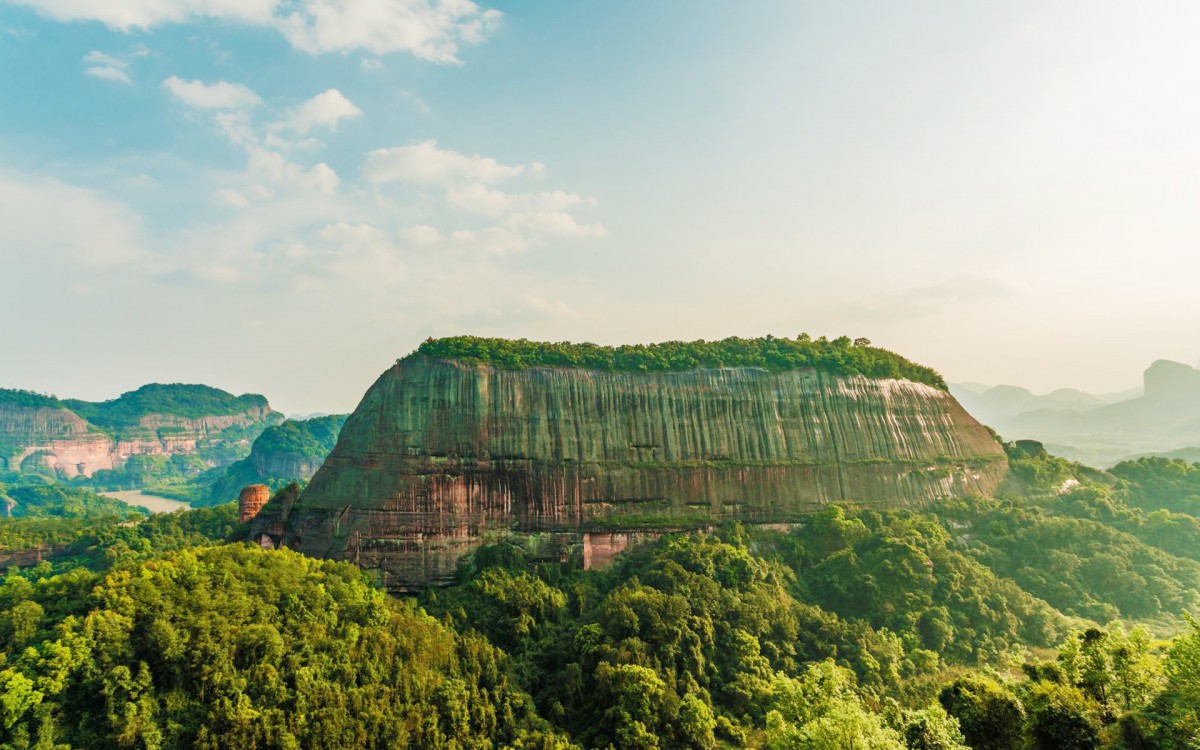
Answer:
[9,0,500,62]
[362,140,606,252]
[11,0,276,30]
[163,75,261,109]
[402,224,443,246]
[274,0,502,62]
[271,89,362,135]
[446,183,588,216]
[363,139,526,185]
[214,188,250,208]
[82,50,131,84]
[125,174,159,188]
[400,90,431,114]
[85,65,131,84]
[503,210,607,239]
[83,50,123,67]
[245,146,340,193]
[520,295,576,318]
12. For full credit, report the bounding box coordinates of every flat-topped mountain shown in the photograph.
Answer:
[955,359,1200,466]
[0,383,282,479]
[254,336,1006,589]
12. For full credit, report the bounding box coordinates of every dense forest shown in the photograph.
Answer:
[0,390,66,411]
[1,447,1200,747]
[63,383,273,431]
[414,335,948,389]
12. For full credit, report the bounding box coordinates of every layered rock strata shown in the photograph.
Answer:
[256,355,1006,589]
[0,399,279,478]
[239,484,271,522]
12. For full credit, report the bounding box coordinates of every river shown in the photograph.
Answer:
[100,490,191,514]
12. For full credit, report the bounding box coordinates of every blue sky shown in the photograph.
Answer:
[2,1,1199,413]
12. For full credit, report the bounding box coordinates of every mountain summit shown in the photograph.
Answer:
[252,336,1005,589]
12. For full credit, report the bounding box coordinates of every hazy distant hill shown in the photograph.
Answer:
[952,360,1200,466]
[949,382,1135,425]
[0,383,282,481]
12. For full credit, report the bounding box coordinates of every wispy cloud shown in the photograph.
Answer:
[164,76,261,109]
[270,89,362,135]
[363,139,531,185]
[362,139,604,250]
[82,50,131,84]
[7,0,501,62]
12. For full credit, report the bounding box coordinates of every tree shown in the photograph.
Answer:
[1024,683,1100,750]
[938,676,1025,750]
[901,704,970,750]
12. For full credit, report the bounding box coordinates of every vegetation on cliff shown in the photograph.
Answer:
[0,390,66,410]
[2,382,284,495]
[251,414,346,457]
[63,383,273,431]
[414,334,948,389]
[184,414,347,506]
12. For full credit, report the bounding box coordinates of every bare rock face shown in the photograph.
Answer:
[0,391,280,478]
[239,484,272,522]
[0,407,112,477]
[251,452,326,480]
[257,354,1006,590]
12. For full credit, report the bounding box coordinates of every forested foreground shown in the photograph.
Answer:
[2,448,1200,748]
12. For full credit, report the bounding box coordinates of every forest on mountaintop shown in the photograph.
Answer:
[414,335,948,389]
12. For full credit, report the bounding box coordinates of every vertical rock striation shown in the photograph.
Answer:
[0,386,282,478]
[259,354,1006,589]
[239,484,271,522]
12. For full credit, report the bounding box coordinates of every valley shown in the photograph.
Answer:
[4,335,1200,750]
[98,489,189,514]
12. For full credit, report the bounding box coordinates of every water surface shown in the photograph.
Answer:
[101,490,190,514]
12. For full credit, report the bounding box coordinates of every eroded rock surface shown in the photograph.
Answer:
[0,391,280,478]
[257,355,1006,589]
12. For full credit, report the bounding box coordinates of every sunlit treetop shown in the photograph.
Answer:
[411,334,946,389]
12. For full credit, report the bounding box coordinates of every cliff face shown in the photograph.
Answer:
[251,451,326,480]
[258,355,1006,589]
[0,406,112,476]
[200,414,347,507]
[0,389,281,479]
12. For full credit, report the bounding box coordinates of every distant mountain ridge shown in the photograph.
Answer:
[197,414,347,507]
[952,359,1200,466]
[0,383,282,479]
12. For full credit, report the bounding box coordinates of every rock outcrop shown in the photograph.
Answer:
[0,385,282,479]
[239,484,271,522]
[256,348,1006,590]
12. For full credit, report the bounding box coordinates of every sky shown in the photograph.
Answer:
[2,1,1199,414]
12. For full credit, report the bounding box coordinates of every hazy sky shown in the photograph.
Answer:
[2,1,1199,414]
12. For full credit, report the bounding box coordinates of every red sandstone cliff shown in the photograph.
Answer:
[255,354,1007,589]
